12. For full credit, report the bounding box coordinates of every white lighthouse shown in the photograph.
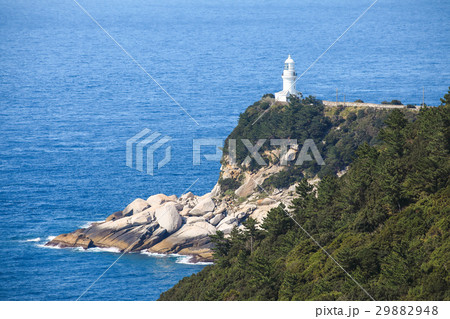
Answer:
[275,55,300,102]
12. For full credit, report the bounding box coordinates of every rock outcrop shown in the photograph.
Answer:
[46,154,302,263]
[155,202,182,234]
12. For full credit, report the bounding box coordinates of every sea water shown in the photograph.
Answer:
[0,0,448,300]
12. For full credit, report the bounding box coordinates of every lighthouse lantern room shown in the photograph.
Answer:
[275,55,300,102]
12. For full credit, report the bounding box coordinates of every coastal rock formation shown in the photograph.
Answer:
[189,197,215,216]
[155,202,182,233]
[45,156,298,262]
[46,185,289,262]
[150,222,216,254]
[122,198,150,216]
[50,230,94,249]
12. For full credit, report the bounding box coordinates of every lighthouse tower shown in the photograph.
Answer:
[275,55,300,102]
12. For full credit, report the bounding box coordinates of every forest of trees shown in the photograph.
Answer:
[220,95,416,191]
[160,89,450,301]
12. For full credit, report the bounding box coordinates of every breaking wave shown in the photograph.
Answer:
[140,251,167,258]
[79,220,103,228]
[86,247,121,254]
[174,255,213,265]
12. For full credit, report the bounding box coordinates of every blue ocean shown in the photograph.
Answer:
[0,0,448,300]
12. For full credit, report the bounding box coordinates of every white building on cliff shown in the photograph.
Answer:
[275,55,300,102]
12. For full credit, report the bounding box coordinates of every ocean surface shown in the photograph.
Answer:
[0,0,448,300]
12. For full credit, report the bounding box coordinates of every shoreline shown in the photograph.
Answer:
[41,237,214,264]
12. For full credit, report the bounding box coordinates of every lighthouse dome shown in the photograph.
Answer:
[285,55,294,64]
[275,54,300,102]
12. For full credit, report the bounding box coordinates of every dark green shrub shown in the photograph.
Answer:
[218,177,241,192]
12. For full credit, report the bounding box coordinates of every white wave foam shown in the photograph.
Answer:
[168,253,213,265]
[86,247,121,254]
[140,251,167,258]
[174,255,193,264]
[36,243,83,251]
[174,255,213,265]
[35,243,120,254]
[36,243,61,249]
[79,220,103,228]
[35,234,209,264]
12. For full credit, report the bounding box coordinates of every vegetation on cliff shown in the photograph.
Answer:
[159,89,450,301]
[220,95,415,191]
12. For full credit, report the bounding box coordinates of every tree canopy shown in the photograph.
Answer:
[160,89,450,301]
